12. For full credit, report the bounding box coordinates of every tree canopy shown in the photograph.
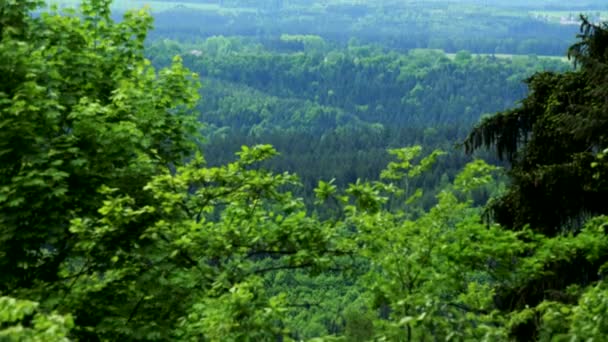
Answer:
[3,1,608,341]
[465,16,608,339]
[465,17,608,234]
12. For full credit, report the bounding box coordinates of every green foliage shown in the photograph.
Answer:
[0,297,73,342]
[453,159,501,193]
[350,158,519,341]
[162,37,569,205]
[343,304,374,342]
[280,34,327,53]
[5,1,608,341]
[140,0,578,56]
[0,0,202,339]
[0,0,201,297]
[381,146,446,181]
[464,17,608,340]
[465,18,608,234]
[57,144,345,339]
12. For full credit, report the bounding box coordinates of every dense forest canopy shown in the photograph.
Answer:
[2,0,608,341]
[147,38,570,202]
[49,0,589,54]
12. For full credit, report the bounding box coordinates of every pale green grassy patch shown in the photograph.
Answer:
[445,52,569,62]
[529,10,608,23]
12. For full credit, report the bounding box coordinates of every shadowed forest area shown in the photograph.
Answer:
[2,0,608,341]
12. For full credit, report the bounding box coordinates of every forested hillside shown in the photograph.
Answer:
[146,38,569,204]
[50,0,583,55]
[3,0,608,341]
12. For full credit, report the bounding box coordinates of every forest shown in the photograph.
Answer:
[2,0,608,341]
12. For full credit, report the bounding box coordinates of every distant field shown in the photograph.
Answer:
[529,10,608,23]
[445,52,569,62]
[530,10,608,18]
[45,0,227,12]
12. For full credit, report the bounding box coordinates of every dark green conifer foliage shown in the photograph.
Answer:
[465,16,608,340]
[465,17,608,235]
